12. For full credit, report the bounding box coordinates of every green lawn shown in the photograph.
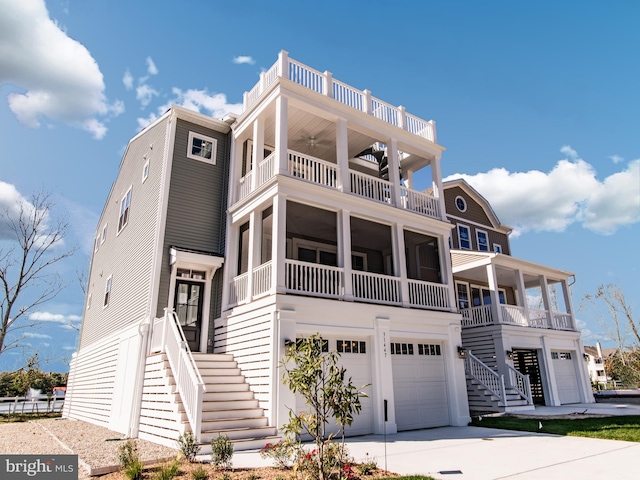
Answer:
[470,415,640,442]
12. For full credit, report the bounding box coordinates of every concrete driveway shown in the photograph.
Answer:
[234,404,639,479]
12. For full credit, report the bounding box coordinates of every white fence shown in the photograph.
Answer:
[0,394,65,414]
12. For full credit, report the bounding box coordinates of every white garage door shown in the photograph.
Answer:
[552,351,581,404]
[392,339,449,430]
[295,336,373,437]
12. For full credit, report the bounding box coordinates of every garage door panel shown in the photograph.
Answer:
[552,351,580,404]
[392,339,449,431]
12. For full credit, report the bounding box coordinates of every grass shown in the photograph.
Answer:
[0,412,62,423]
[470,415,640,442]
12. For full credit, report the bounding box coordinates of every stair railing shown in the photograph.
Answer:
[156,308,206,442]
[464,351,506,407]
[506,364,533,405]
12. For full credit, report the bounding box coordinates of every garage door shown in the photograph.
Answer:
[295,336,373,437]
[552,351,580,404]
[392,339,449,430]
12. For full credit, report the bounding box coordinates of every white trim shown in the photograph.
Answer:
[476,229,489,252]
[94,235,99,252]
[187,131,217,164]
[454,195,467,212]
[457,224,472,250]
[447,213,507,234]
[142,158,150,183]
[103,275,112,308]
[101,223,108,244]
[493,243,502,253]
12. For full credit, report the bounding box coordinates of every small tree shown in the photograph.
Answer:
[280,334,368,480]
[0,191,76,356]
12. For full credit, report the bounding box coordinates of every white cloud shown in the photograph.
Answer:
[28,311,81,323]
[233,55,256,65]
[0,181,43,240]
[123,69,134,90]
[0,0,116,138]
[136,84,159,107]
[444,147,640,237]
[146,57,158,75]
[610,155,624,164]
[24,332,52,339]
[137,88,242,130]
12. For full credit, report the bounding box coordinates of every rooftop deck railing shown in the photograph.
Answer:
[460,304,576,331]
[243,51,436,142]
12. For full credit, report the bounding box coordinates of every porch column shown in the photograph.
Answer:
[222,219,239,310]
[392,223,410,307]
[574,337,595,403]
[540,335,561,406]
[251,117,265,190]
[486,264,503,324]
[430,154,446,221]
[372,317,397,434]
[271,194,287,294]
[387,138,402,207]
[538,275,552,328]
[514,269,530,324]
[336,118,349,192]
[561,279,576,330]
[439,234,457,311]
[274,95,289,175]
[337,209,354,301]
[246,211,257,300]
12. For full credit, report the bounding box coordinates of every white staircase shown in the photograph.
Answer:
[138,352,278,452]
[464,352,534,414]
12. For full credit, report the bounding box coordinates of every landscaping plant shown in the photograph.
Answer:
[117,440,145,480]
[211,434,234,469]
[177,432,201,462]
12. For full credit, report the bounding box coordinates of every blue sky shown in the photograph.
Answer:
[1,0,638,372]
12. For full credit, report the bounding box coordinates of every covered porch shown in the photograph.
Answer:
[451,250,577,332]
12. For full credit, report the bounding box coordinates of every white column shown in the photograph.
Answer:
[439,234,457,311]
[246,211,257,300]
[221,220,238,311]
[431,154,446,220]
[540,335,561,405]
[392,223,410,307]
[274,95,289,175]
[336,118,349,192]
[446,323,471,425]
[514,269,530,323]
[539,275,552,328]
[337,209,353,301]
[372,317,397,434]
[275,309,296,431]
[271,194,287,294]
[323,70,333,98]
[561,279,577,329]
[574,337,596,403]
[387,138,402,207]
[486,264,502,323]
[278,50,289,79]
[251,117,265,190]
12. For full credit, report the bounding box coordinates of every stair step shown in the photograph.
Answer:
[201,426,277,443]
[200,391,255,402]
[200,407,265,420]
[199,368,242,377]
[203,383,250,393]
[200,399,258,410]
[201,416,269,430]
[191,353,234,362]
[196,362,239,371]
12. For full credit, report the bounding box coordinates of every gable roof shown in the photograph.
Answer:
[442,178,513,234]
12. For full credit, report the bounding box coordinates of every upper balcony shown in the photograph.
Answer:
[243,51,437,143]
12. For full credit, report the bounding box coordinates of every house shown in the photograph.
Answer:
[443,179,594,411]
[584,342,611,388]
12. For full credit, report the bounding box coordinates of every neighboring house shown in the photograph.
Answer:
[443,179,594,411]
[65,51,471,450]
[584,342,610,388]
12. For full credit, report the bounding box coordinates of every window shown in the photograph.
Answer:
[390,343,414,355]
[471,285,506,306]
[552,351,572,360]
[456,282,470,309]
[103,275,112,307]
[101,224,108,244]
[493,243,502,253]
[142,158,150,182]
[296,337,328,352]
[337,340,366,354]
[418,344,442,356]
[187,131,217,164]
[457,224,471,249]
[455,196,467,212]
[94,235,99,253]
[118,188,131,233]
[476,230,489,251]
[86,293,92,310]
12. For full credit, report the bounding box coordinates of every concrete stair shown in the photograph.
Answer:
[466,377,534,413]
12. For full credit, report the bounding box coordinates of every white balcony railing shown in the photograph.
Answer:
[288,151,338,188]
[352,271,401,305]
[228,272,249,307]
[551,312,574,330]
[460,305,493,327]
[252,261,272,298]
[350,171,392,204]
[244,51,437,142]
[408,279,450,310]
[285,259,343,298]
[461,304,576,332]
[400,187,439,218]
[500,304,529,327]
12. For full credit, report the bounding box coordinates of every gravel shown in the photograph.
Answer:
[0,418,178,478]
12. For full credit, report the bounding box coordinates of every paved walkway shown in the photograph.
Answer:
[233,403,639,480]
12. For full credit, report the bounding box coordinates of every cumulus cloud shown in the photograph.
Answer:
[122,69,134,90]
[0,0,121,138]
[0,181,43,240]
[28,311,82,331]
[136,84,159,107]
[444,147,640,237]
[24,332,52,339]
[610,155,624,164]
[137,88,243,130]
[146,57,158,75]
[124,57,160,108]
[233,55,256,65]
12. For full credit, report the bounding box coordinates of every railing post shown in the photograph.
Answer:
[161,308,169,352]
[278,50,289,80]
[398,105,406,130]
[363,89,372,114]
[525,374,533,404]
[323,71,333,98]
[499,375,507,407]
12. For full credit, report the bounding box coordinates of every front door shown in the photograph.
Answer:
[513,349,545,405]
[174,279,203,352]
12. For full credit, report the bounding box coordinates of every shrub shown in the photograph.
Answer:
[357,454,377,475]
[259,439,299,468]
[246,473,260,480]
[177,432,201,462]
[191,465,208,480]
[211,434,234,469]
[154,461,180,480]
[219,474,231,480]
[118,440,145,480]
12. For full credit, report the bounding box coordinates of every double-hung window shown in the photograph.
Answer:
[476,229,489,251]
[118,188,132,233]
[457,224,471,250]
[104,275,112,307]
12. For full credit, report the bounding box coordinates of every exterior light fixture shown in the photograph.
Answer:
[457,346,467,358]
[284,338,294,347]
[506,350,514,360]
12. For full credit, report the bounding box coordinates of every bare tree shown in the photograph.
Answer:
[0,191,77,356]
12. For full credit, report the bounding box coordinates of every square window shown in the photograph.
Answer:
[187,131,217,164]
